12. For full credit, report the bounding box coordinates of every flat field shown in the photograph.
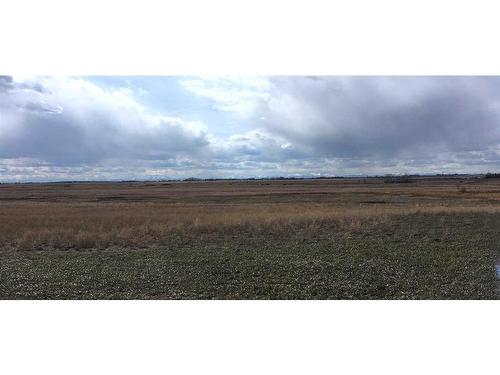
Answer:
[1,177,499,299]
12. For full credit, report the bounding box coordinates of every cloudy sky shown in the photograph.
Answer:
[1,75,500,181]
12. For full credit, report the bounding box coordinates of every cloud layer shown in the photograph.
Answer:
[2,75,500,181]
[0,76,212,179]
[259,77,500,159]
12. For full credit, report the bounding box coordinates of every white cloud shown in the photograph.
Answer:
[179,76,271,117]
[0,76,210,168]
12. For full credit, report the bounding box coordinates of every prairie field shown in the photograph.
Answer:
[1,176,500,299]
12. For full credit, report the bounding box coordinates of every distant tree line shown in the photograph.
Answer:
[383,175,414,184]
[484,172,500,179]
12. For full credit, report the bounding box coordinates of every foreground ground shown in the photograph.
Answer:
[1,177,499,299]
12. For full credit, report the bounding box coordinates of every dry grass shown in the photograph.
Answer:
[2,177,500,251]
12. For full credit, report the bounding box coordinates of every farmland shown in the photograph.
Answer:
[1,176,499,299]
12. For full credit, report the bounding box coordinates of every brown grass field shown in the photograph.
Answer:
[1,177,500,299]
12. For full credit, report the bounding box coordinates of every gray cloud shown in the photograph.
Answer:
[0,76,14,91]
[256,76,500,161]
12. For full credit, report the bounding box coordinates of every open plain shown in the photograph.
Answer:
[1,176,499,299]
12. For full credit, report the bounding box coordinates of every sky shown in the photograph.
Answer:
[2,75,500,181]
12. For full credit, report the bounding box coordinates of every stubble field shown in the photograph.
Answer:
[1,177,499,299]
